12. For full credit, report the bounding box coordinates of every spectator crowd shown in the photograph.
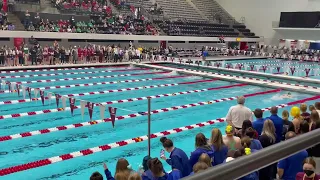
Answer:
[0,7,14,30]
[0,39,175,66]
[22,10,158,35]
[89,98,320,180]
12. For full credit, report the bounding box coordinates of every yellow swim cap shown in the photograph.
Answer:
[226,125,233,133]
[245,148,251,155]
[290,106,300,117]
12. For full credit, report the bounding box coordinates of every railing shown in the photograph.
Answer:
[182,128,320,180]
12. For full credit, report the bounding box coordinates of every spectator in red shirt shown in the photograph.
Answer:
[92,0,96,7]
[81,1,86,8]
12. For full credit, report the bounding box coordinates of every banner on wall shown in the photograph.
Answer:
[2,0,7,12]
[14,38,24,48]
[290,40,298,49]
[279,39,286,48]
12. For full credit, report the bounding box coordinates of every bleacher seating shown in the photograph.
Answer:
[233,24,257,37]
[12,0,258,37]
[154,19,239,37]
[52,0,112,16]
[191,0,217,22]
[155,0,203,21]
[15,0,40,4]
[17,10,157,35]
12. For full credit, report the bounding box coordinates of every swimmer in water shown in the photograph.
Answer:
[281,92,293,99]
[283,72,288,75]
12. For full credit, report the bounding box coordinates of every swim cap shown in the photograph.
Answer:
[290,106,300,117]
[225,125,233,135]
[244,148,251,155]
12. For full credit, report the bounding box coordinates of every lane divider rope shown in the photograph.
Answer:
[0,74,190,104]
[0,68,149,79]
[0,78,213,106]
[1,81,244,119]
[0,88,280,141]
[0,95,319,176]
[0,66,128,74]
[10,71,169,85]
[0,71,171,94]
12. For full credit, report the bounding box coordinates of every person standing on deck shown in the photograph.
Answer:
[226,96,253,133]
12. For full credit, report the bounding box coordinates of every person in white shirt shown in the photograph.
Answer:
[226,96,253,131]
[135,48,140,59]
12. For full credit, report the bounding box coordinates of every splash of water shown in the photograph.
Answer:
[166,71,179,76]
[256,65,261,72]
[244,64,249,71]
[221,61,225,68]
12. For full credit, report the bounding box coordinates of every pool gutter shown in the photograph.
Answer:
[169,61,320,85]
[0,62,158,71]
[135,63,320,95]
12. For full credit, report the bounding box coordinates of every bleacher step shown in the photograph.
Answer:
[7,13,25,31]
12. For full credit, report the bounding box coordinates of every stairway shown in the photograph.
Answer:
[7,13,25,30]
[40,0,60,14]
[185,0,210,21]
[210,0,238,24]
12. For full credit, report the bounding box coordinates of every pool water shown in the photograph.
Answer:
[162,62,320,88]
[0,65,317,180]
[225,58,320,79]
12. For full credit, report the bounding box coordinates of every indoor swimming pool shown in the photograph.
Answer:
[0,65,319,180]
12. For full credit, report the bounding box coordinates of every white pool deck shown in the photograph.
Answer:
[0,56,264,71]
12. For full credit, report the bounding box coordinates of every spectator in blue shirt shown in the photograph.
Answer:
[140,156,154,180]
[267,106,283,143]
[227,148,259,180]
[245,127,263,151]
[148,158,181,180]
[278,131,308,180]
[209,128,228,166]
[90,171,103,180]
[253,108,266,135]
[189,133,214,169]
[241,136,259,153]
[160,137,191,177]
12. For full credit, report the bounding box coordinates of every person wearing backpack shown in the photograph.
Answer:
[189,133,214,169]
[209,128,228,166]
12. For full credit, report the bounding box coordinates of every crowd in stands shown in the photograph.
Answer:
[0,8,15,30]
[89,98,320,180]
[22,9,158,35]
[53,0,112,15]
[0,40,175,66]
[109,0,135,12]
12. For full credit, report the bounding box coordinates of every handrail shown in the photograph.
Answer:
[182,129,320,180]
